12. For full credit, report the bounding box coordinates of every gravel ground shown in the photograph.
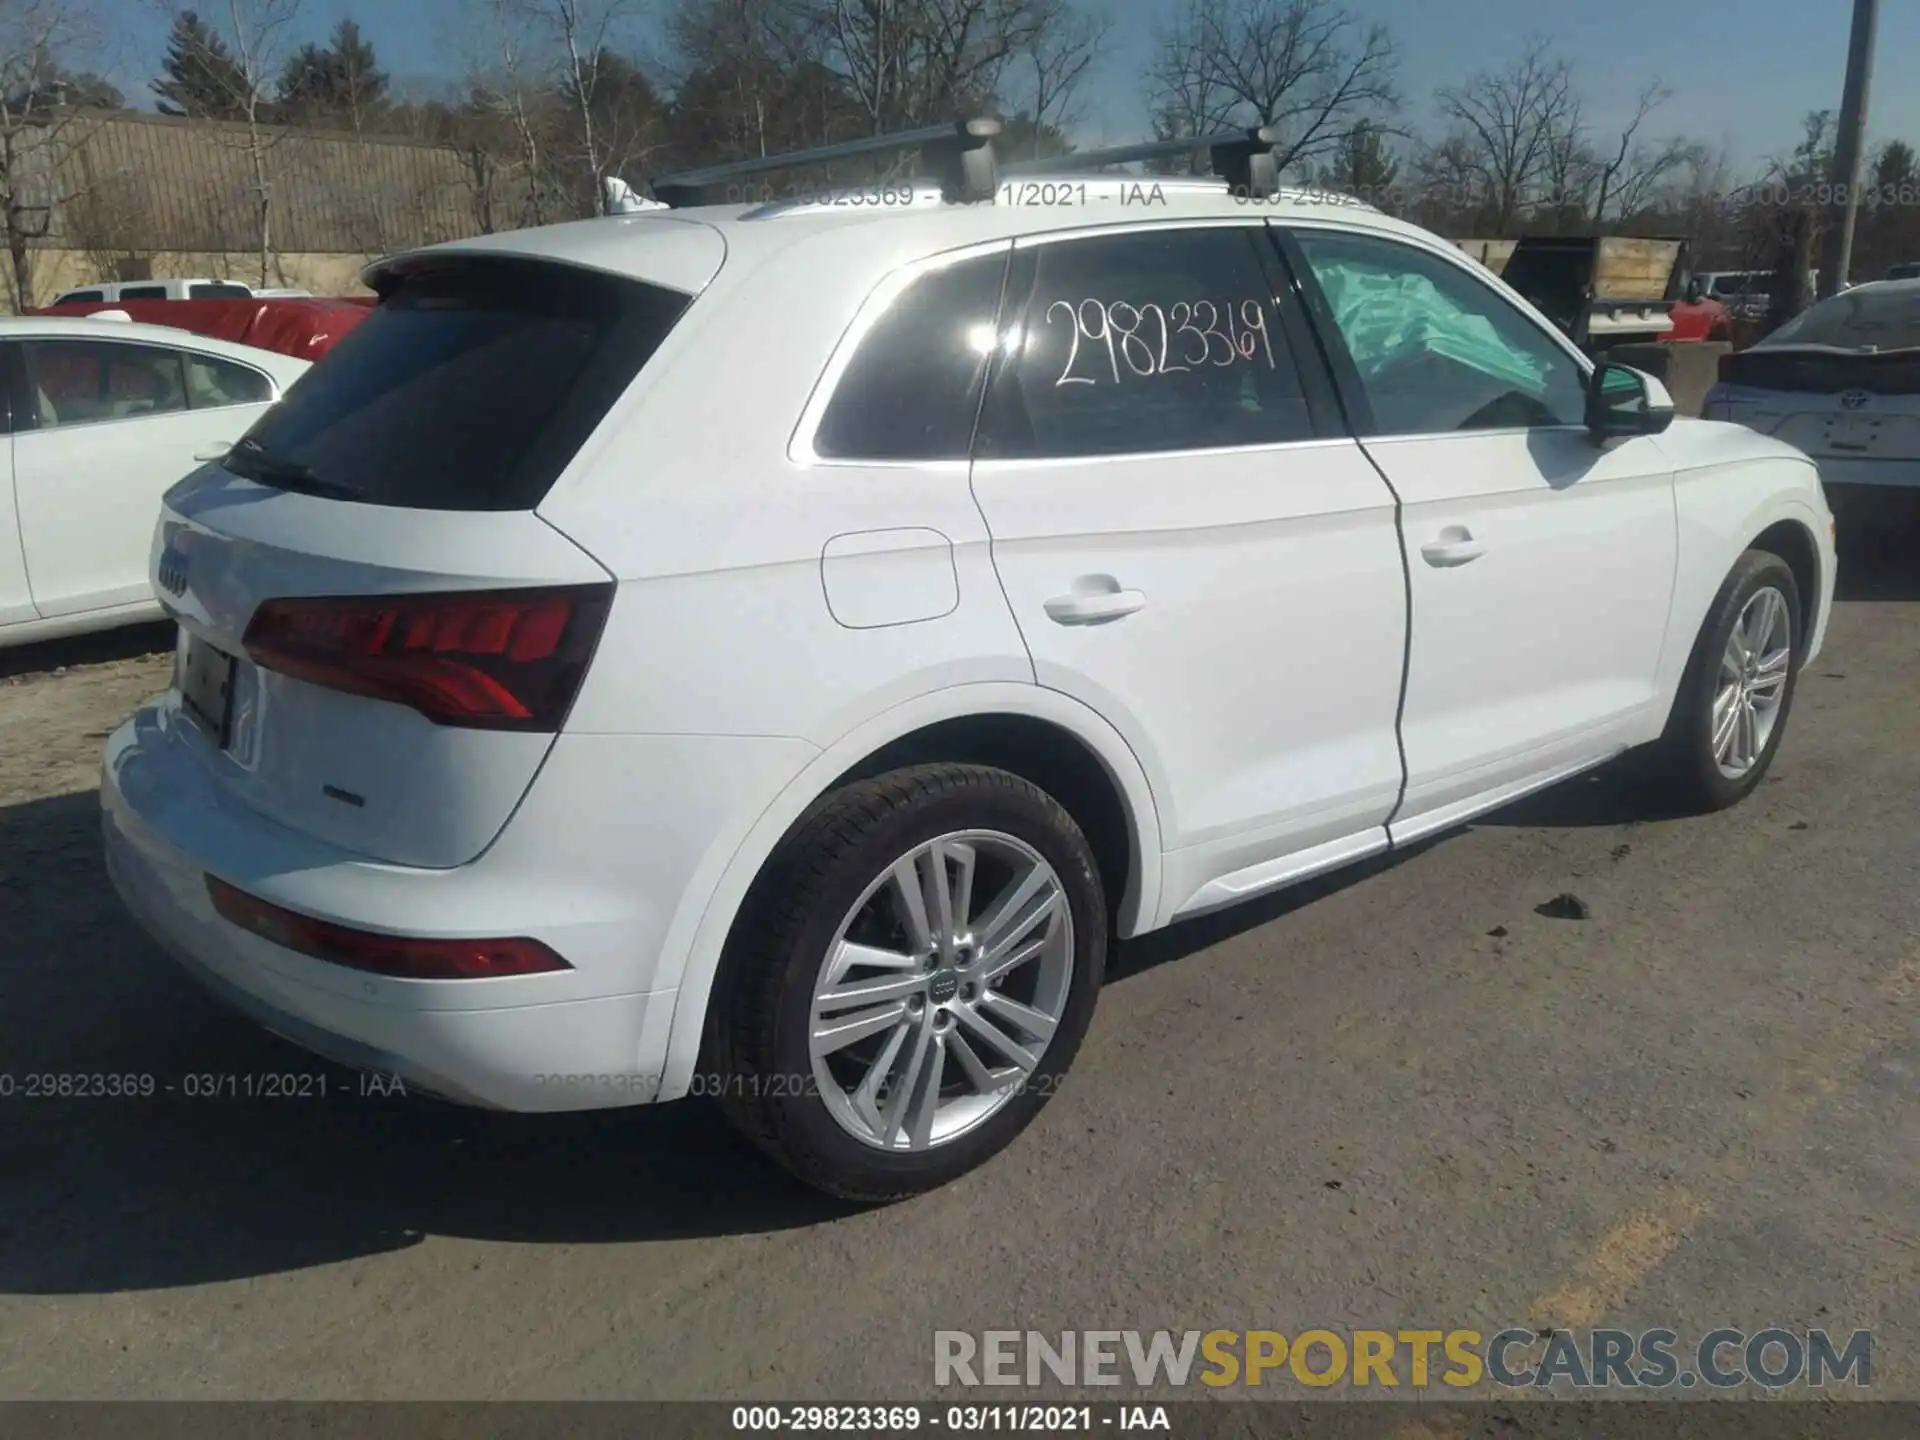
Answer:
[0,511,1916,1403]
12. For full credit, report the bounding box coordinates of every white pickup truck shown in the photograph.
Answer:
[49,278,311,305]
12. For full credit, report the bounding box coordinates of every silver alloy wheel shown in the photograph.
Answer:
[1713,585,1793,779]
[808,830,1074,1152]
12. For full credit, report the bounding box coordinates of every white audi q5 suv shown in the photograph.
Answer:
[103,123,1836,1200]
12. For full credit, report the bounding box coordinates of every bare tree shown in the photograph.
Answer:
[1589,82,1699,225]
[463,0,559,226]
[1147,0,1398,176]
[668,0,779,161]
[0,0,112,309]
[1432,35,1576,234]
[214,0,300,284]
[1535,90,1593,231]
[1001,0,1104,159]
[545,0,621,213]
[150,0,303,284]
[806,0,1052,138]
[461,0,657,220]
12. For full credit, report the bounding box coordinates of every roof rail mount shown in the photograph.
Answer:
[649,118,1003,208]
[1002,126,1283,197]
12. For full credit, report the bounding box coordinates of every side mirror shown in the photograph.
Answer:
[1586,361,1676,442]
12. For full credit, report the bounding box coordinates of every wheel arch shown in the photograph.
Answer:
[1749,516,1822,653]
[652,683,1165,1103]
[1658,471,1832,731]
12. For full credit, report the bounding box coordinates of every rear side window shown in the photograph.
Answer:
[185,352,273,407]
[189,282,252,299]
[229,257,691,509]
[811,250,1008,461]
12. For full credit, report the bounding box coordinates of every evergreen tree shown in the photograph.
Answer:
[1871,140,1915,195]
[152,10,250,120]
[278,18,388,124]
[4,47,125,111]
[1319,120,1401,206]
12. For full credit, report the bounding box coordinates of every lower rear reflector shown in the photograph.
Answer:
[206,876,571,980]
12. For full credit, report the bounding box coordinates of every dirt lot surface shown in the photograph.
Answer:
[1,515,1916,1402]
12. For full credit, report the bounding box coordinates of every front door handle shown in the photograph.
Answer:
[1420,526,1486,567]
[193,441,235,463]
[1045,581,1146,626]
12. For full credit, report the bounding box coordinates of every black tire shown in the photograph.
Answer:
[708,763,1108,1203]
[1641,548,1803,813]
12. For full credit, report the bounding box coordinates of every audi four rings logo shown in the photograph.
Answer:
[1840,390,1871,410]
[157,542,190,597]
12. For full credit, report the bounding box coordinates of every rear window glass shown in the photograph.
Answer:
[229,257,692,510]
[1764,286,1920,352]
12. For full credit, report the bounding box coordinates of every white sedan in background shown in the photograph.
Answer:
[0,316,309,648]
[1703,278,1920,493]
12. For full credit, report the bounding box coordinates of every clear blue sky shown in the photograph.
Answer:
[100,0,1920,179]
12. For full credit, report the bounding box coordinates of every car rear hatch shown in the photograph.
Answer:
[150,239,718,869]
[1718,346,1920,462]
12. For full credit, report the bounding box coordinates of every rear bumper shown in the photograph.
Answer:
[104,769,664,1111]
[101,700,814,1111]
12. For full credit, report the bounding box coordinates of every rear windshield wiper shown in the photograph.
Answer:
[224,438,363,501]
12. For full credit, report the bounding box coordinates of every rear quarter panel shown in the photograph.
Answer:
[543,228,1039,748]
[534,227,1169,1098]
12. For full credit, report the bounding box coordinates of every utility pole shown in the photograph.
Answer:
[1821,0,1879,299]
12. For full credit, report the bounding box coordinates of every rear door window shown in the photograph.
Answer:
[189,282,253,299]
[228,257,692,510]
[118,285,170,300]
[977,226,1322,459]
[24,340,188,428]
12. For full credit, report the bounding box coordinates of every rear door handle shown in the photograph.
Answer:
[1420,526,1486,567]
[1045,584,1146,626]
[194,442,235,463]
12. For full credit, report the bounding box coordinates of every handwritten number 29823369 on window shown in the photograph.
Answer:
[1045,297,1277,387]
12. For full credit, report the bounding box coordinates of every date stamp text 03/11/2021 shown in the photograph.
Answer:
[0,1070,407,1099]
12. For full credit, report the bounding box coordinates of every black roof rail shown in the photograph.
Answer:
[650,118,1003,208]
[1002,126,1283,197]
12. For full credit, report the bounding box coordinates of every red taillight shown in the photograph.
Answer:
[207,877,570,980]
[242,583,611,730]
